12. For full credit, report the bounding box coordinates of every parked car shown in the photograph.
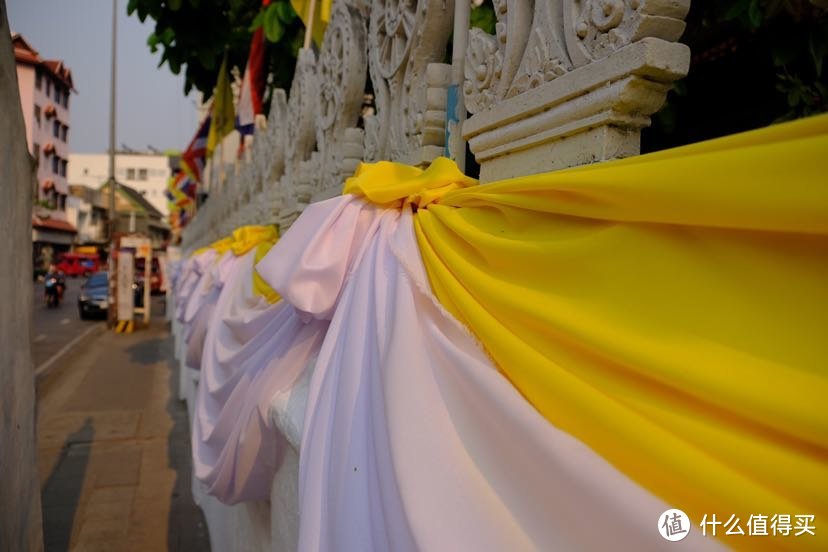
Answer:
[78,272,109,320]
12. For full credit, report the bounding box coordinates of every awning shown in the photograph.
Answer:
[32,215,76,234]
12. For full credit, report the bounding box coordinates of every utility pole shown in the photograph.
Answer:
[108,0,118,326]
[108,0,117,239]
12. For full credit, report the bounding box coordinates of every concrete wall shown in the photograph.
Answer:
[0,2,44,549]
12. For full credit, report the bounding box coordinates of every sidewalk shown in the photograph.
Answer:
[36,315,210,552]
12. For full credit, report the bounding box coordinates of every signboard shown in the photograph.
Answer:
[120,236,151,259]
[117,249,135,321]
[119,235,152,323]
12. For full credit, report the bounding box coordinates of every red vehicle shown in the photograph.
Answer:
[56,253,100,277]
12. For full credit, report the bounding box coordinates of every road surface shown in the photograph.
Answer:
[32,277,103,370]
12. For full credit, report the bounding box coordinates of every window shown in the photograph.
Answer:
[34,105,41,126]
[61,124,68,142]
[46,79,52,96]
[83,168,89,176]
[60,159,67,177]
[52,155,60,174]
[35,69,42,90]
[33,143,40,161]
[62,91,69,108]
[54,85,61,102]
[126,168,136,180]
[53,120,60,138]
[138,168,148,181]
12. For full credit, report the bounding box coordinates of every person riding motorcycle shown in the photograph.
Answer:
[44,264,66,308]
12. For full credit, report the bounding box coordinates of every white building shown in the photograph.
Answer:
[68,152,177,217]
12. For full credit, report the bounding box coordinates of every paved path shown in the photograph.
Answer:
[36,315,210,552]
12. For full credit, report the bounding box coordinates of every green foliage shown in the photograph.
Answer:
[646,0,828,150]
[127,0,304,99]
[470,0,496,35]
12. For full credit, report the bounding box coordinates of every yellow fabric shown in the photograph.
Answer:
[290,0,332,47]
[209,236,235,255]
[348,115,828,549]
[253,240,281,304]
[230,225,278,256]
[207,54,236,159]
[226,225,281,303]
[343,156,478,209]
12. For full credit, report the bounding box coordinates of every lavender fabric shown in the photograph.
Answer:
[192,195,722,550]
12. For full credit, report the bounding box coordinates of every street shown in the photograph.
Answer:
[32,277,102,370]
[32,276,169,370]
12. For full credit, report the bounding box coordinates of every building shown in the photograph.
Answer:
[14,33,77,275]
[13,33,74,210]
[98,181,171,250]
[68,152,179,217]
[65,185,108,248]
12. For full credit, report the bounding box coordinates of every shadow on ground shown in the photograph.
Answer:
[41,418,94,552]
[124,336,169,366]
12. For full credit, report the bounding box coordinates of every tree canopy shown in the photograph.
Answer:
[127,0,304,100]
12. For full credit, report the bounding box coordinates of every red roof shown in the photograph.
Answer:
[32,216,77,234]
[13,33,75,91]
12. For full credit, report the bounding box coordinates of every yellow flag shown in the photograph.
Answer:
[206,53,236,158]
[290,0,332,46]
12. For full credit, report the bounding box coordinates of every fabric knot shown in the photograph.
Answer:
[342,157,477,209]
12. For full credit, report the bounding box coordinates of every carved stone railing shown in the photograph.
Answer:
[178,1,690,547]
[463,0,691,181]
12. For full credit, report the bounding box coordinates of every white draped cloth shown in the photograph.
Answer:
[193,195,721,550]
[182,251,239,370]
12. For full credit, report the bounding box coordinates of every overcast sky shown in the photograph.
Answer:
[8,0,200,153]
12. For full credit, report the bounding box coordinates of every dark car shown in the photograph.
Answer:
[78,272,109,320]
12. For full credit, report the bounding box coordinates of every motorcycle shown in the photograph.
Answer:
[44,274,65,308]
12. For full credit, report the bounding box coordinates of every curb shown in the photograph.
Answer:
[35,322,106,385]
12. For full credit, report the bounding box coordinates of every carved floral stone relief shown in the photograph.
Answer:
[367,0,454,162]
[465,0,691,114]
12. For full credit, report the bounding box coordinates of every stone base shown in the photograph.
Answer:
[479,125,641,182]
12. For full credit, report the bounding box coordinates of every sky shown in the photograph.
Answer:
[8,0,200,153]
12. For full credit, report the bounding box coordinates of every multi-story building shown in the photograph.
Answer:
[14,33,77,275]
[68,152,178,217]
[13,33,74,210]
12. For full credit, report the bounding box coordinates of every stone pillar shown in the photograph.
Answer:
[0,2,45,549]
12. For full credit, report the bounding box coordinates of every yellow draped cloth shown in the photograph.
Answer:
[347,114,828,549]
[230,225,281,304]
[193,226,281,303]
